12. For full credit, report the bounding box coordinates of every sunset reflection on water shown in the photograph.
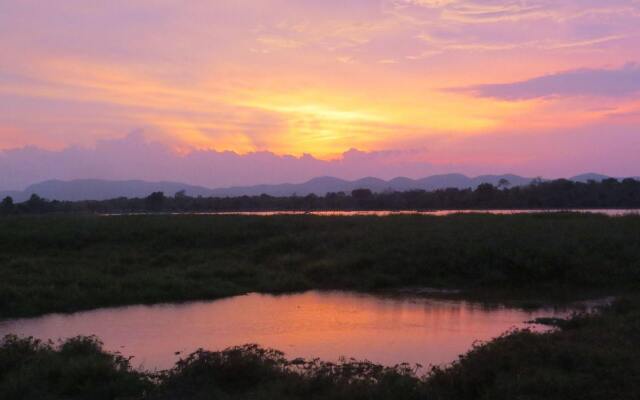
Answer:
[0,291,596,371]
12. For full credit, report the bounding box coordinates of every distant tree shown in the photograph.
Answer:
[351,188,373,209]
[1,196,14,214]
[326,192,349,210]
[475,183,496,193]
[145,192,166,212]
[602,178,619,186]
[531,177,544,185]
[302,193,318,210]
[173,190,190,211]
[497,178,511,189]
[351,188,373,200]
[474,183,498,206]
[25,194,48,213]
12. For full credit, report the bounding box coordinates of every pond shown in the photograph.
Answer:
[0,291,606,371]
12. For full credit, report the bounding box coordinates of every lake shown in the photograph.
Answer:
[104,209,640,217]
[0,291,607,371]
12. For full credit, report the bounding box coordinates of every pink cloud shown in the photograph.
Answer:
[1,126,638,191]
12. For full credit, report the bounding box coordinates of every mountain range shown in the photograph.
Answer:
[0,173,631,202]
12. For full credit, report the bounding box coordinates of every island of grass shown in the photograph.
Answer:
[1,213,639,318]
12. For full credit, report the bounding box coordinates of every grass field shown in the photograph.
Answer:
[1,213,639,318]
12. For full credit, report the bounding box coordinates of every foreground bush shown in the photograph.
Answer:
[0,335,149,400]
[2,298,640,399]
[426,297,640,400]
[153,345,424,400]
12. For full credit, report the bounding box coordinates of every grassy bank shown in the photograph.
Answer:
[2,297,640,400]
[1,213,640,318]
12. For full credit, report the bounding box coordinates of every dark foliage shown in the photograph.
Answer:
[425,297,640,400]
[152,345,423,400]
[2,178,640,214]
[0,335,150,400]
[0,214,639,318]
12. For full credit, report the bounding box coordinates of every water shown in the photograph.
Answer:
[0,291,605,371]
[104,209,640,217]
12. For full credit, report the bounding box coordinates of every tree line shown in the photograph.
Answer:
[2,178,640,214]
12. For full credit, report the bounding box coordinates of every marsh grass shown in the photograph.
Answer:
[1,213,639,318]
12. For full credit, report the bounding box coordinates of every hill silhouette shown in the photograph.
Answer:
[0,173,628,202]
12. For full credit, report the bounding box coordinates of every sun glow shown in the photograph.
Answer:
[1,0,638,174]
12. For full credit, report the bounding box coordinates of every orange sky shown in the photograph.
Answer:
[0,0,639,178]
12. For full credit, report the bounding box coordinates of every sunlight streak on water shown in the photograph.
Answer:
[0,291,606,371]
[102,209,640,217]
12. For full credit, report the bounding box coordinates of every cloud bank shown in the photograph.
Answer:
[0,133,443,190]
[1,127,639,191]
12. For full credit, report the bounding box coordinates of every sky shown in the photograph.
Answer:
[1,0,639,189]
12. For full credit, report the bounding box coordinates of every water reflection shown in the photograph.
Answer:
[0,291,602,371]
[104,209,640,217]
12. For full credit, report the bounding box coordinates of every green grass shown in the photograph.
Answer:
[1,213,640,318]
[3,297,640,399]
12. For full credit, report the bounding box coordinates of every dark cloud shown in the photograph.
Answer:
[456,64,640,100]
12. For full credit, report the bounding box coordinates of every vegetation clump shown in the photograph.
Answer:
[0,213,639,318]
[0,335,150,400]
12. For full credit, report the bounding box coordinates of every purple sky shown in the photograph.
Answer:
[1,1,639,189]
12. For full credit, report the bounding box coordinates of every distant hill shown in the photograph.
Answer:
[569,173,613,183]
[207,174,535,197]
[0,173,635,202]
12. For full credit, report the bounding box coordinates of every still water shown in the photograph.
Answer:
[106,209,640,217]
[0,291,604,371]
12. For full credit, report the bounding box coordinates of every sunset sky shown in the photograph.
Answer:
[1,0,639,189]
